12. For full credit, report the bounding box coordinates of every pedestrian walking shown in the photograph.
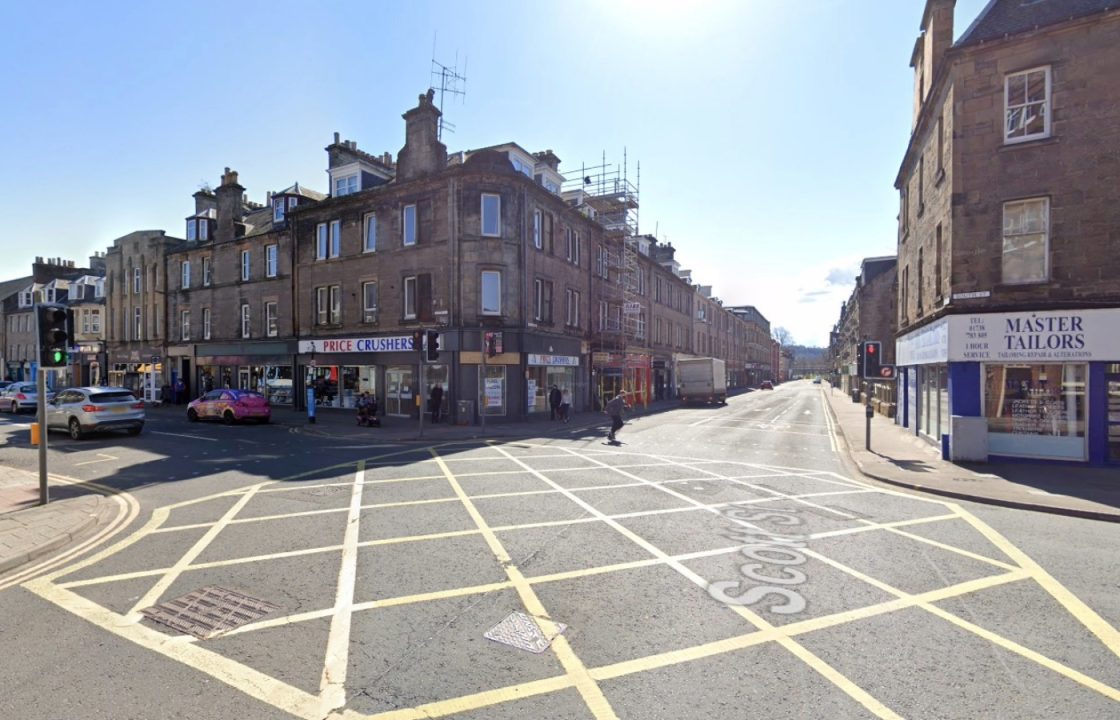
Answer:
[548,385,562,421]
[559,387,571,423]
[604,392,630,442]
[429,383,444,423]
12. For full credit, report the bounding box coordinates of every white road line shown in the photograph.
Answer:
[151,431,218,442]
[318,462,365,714]
[74,453,118,466]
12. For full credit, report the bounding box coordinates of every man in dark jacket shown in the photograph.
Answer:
[429,383,444,423]
[548,385,562,420]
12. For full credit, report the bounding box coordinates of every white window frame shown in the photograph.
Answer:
[265,244,278,278]
[198,219,209,241]
[334,174,358,197]
[240,303,251,338]
[329,220,341,258]
[181,260,191,289]
[481,270,502,316]
[241,249,251,281]
[566,228,575,262]
[316,287,328,325]
[91,309,101,334]
[186,219,197,241]
[363,213,377,253]
[265,301,278,337]
[288,196,298,209]
[133,266,141,294]
[534,278,544,322]
[403,204,417,246]
[481,193,501,237]
[203,307,211,340]
[362,281,378,323]
[573,232,581,265]
[316,223,328,260]
[566,289,580,327]
[403,276,417,319]
[133,307,142,340]
[180,310,190,341]
[532,210,542,249]
[1004,66,1051,145]
[273,197,285,222]
[202,256,212,286]
[329,285,341,324]
[81,310,91,335]
[1002,197,1050,284]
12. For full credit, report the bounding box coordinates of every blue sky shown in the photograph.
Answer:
[0,0,989,346]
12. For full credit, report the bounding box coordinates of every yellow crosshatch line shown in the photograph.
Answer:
[17,442,1120,720]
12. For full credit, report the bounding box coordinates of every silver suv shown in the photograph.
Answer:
[46,387,145,439]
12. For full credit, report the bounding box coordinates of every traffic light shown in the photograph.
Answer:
[425,330,440,362]
[861,340,882,379]
[37,303,72,368]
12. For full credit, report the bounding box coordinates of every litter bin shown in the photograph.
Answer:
[456,400,473,425]
[851,389,861,404]
[30,422,41,446]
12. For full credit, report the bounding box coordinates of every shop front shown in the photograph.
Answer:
[896,308,1120,465]
[526,353,580,415]
[652,358,673,400]
[592,351,652,410]
[297,335,433,416]
[191,341,297,406]
[108,346,164,400]
[73,342,105,387]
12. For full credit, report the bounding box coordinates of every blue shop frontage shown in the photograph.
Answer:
[895,308,1120,466]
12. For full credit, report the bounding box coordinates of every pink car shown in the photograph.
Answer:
[187,389,271,424]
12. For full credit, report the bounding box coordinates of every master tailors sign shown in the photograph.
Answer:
[947,308,1120,363]
[298,336,415,354]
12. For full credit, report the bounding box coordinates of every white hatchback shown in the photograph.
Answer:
[46,387,145,439]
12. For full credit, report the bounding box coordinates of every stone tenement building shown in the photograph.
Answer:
[829,256,897,397]
[893,0,1120,465]
[104,90,777,421]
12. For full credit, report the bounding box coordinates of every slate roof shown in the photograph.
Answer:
[0,275,33,302]
[242,205,279,239]
[957,0,1119,46]
[277,182,326,202]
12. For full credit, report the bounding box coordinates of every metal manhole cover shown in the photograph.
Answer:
[140,586,279,639]
[484,611,567,654]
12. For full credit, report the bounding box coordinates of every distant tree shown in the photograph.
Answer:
[772,326,794,346]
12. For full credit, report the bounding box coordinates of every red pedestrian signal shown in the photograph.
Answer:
[861,340,883,379]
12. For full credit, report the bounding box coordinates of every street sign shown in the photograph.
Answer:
[878,365,897,380]
[623,301,641,315]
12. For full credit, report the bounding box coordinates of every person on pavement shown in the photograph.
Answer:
[604,392,630,442]
[549,385,562,421]
[560,387,571,423]
[429,383,444,423]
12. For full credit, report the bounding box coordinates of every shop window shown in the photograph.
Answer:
[480,365,506,416]
[984,363,1087,460]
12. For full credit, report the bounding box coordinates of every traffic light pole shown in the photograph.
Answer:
[37,368,49,505]
[417,338,426,440]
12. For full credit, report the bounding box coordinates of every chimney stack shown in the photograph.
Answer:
[215,166,245,241]
[396,89,447,182]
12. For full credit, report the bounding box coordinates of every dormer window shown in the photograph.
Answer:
[273,196,286,223]
[19,291,32,307]
[288,196,298,209]
[198,219,209,241]
[186,219,197,241]
[334,175,358,197]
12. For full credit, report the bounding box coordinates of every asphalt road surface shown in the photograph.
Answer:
[1,381,1118,719]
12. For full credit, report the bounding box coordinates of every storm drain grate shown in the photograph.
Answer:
[140,586,279,639]
[484,611,567,654]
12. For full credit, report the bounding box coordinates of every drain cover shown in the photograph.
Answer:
[484,611,567,654]
[140,586,279,639]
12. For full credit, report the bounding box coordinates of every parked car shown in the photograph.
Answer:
[188,389,271,424]
[760,380,774,390]
[46,387,145,439]
[812,377,822,384]
[2,382,50,413]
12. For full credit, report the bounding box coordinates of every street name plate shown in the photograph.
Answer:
[484,611,567,654]
[141,586,279,639]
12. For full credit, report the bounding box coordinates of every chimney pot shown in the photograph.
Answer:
[334,131,340,144]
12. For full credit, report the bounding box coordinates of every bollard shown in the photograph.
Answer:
[30,422,41,446]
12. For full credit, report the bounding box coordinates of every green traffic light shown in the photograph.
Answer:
[52,350,64,363]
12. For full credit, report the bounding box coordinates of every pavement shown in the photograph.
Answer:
[822,383,1120,523]
[5,383,1118,582]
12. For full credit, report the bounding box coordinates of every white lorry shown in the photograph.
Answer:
[677,357,728,405]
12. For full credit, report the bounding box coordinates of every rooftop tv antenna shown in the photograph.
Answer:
[430,37,467,141]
